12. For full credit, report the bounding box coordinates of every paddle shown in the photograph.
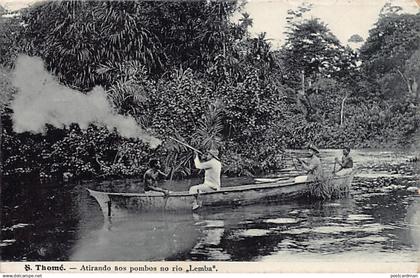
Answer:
[254,176,293,183]
[280,151,302,160]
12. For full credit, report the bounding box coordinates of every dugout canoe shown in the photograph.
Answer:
[88,171,355,218]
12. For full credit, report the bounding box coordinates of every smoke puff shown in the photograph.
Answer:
[11,55,161,148]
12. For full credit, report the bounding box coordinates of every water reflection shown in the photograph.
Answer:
[190,217,230,260]
[70,212,200,261]
[1,184,87,261]
[170,169,419,262]
[406,196,420,251]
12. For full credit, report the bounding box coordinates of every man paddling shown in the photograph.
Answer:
[189,148,222,210]
[297,144,323,181]
[143,159,170,195]
[334,147,353,175]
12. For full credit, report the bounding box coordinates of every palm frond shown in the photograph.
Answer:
[191,99,224,151]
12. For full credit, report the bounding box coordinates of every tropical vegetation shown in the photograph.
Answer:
[0,1,419,182]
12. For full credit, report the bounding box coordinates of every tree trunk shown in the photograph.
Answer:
[397,69,412,95]
[340,94,348,127]
[412,77,418,104]
[301,70,305,95]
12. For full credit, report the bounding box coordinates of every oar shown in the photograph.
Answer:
[255,176,293,183]
[169,136,203,154]
[280,151,301,160]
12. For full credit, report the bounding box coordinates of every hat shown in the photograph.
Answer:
[207,148,220,160]
[307,144,320,153]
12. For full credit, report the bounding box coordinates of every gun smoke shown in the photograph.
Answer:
[10,55,161,148]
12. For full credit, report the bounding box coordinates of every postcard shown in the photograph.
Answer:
[0,0,419,275]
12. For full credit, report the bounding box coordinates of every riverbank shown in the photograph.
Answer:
[3,148,419,189]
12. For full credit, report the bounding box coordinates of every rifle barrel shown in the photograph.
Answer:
[169,137,203,154]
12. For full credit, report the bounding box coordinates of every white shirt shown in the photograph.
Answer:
[194,156,222,190]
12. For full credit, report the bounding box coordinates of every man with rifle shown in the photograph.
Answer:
[168,137,222,210]
[189,148,222,210]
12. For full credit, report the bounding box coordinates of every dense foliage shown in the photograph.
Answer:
[0,1,419,182]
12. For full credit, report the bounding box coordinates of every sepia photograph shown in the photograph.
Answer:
[0,0,419,271]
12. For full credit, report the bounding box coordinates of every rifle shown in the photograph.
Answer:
[168,136,203,154]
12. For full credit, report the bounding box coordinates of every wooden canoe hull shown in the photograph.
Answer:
[88,173,355,217]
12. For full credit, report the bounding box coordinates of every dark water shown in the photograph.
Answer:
[1,150,419,262]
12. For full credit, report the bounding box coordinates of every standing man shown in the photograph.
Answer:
[297,144,323,181]
[143,159,170,195]
[334,147,353,175]
[189,148,222,210]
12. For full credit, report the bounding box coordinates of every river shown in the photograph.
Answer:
[1,149,419,262]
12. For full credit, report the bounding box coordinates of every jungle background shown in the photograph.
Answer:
[0,1,419,183]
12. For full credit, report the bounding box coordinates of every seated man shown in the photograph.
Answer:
[334,147,353,176]
[189,149,222,209]
[143,159,170,195]
[295,144,323,182]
